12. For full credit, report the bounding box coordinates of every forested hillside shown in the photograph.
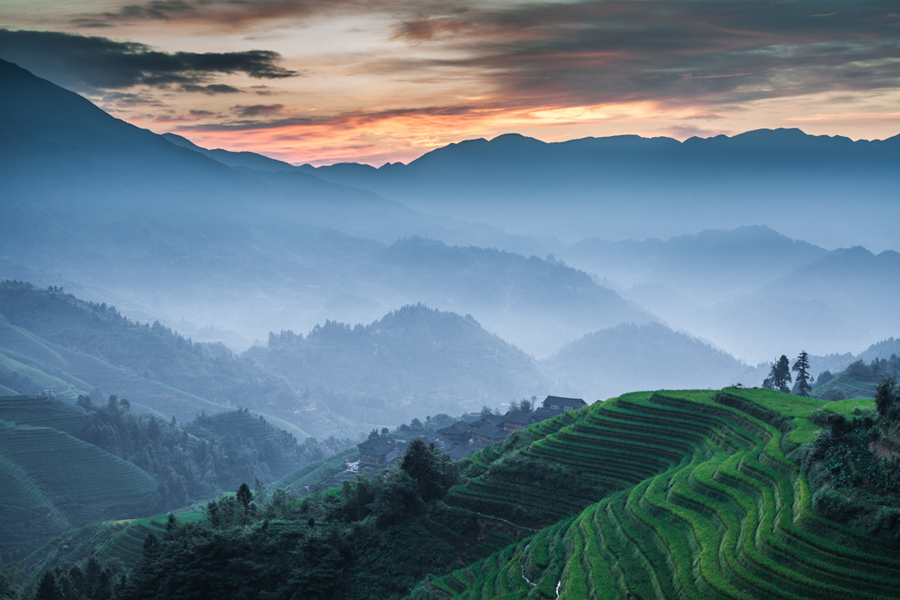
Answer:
[246,304,550,423]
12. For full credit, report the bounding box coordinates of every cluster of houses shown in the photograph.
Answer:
[357,395,587,470]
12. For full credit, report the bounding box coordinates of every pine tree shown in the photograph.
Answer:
[792,351,812,397]
[34,571,61,600]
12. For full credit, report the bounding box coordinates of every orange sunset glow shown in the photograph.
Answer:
[1,0,898,165]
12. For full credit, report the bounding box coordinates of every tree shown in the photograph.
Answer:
[34,571,61,600]
[519,398,533,413]
[368,429,379,440]
[400,438,458,503]
[792,351,812,397]
[254,477,268,507]
[763,355,792,393]
[875,376,897,420]
[236,483,253,513]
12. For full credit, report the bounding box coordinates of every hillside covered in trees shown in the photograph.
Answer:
[246,304,550,424]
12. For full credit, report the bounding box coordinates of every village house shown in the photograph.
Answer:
[437,420,473,444]
[501,410,532,432]
[471,423,509,449]
[542,395,586,411]
[357,437,404,469]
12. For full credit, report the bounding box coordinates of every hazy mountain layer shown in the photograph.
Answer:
[245,304,552,423]
[543,322,749,400]
[0,59,637,357]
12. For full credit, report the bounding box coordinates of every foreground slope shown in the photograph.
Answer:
[415,389,900,599]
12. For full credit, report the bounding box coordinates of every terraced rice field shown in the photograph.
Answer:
[421,389,900,599]
[273,446,359,494]
[0,394,91,436]
[18,512,205,581]
[0,419,157,560]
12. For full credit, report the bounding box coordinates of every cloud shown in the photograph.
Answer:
[380,0,900,109]
[68,0,458,29]
[232,104,285,118]
[0,28,297,94]
[180,83,242,94]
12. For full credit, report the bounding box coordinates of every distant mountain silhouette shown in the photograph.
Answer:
[565,226,828,304]
[543,322,748,400]
[162,132,301,173]
[302,129,900,250]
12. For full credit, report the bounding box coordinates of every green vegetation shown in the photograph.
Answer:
[413,388,900,599]
[0,281,317,433]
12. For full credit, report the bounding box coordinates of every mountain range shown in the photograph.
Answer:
[1,55,898,384]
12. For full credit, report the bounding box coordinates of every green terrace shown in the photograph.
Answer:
[0,413,157,561]
[18,511,205,583]
[414,388,900,600]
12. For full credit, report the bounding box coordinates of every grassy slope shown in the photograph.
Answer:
[412,388,900,600]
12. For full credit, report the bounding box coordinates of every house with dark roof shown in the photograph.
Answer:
[437,421,473,444]
[528,407,564,423]
[444,443,475,461]
[357,437,402,469]
[542,395,586,411]
[471,423,509,449]
[501,410,532,432]
[471,414,505,428]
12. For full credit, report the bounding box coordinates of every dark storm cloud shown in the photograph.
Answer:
[0,29,297,94]
[384,0,900,108]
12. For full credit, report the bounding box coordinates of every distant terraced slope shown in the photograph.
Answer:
[18,511,205,583]
[415,389,900,600]
[0,397,157,561]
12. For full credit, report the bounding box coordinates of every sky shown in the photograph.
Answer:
[1,0,898,165]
